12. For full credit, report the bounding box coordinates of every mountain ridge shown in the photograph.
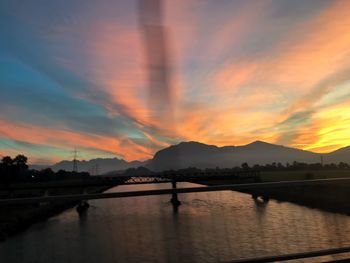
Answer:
[146,140,322,171]
[30,141,350,173]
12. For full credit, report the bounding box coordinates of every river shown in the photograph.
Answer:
[1,182,350,262]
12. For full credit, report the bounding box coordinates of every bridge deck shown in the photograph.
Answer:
[0,171,260,191]
[1,177,350,205]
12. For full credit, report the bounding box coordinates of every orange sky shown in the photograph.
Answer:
[1,0,350,164]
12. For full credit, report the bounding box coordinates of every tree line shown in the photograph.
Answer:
[0,155,90,184]
[242,161,350,171]
[1,154,349,183]
[124,161,350,176]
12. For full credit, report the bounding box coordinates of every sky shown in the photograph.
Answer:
[1,0,350,164]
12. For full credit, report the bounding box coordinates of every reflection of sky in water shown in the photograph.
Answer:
[1,183,350,262]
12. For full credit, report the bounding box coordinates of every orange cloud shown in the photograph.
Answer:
[305,101,350,152]
[215,2,350,90]
[270,1,350,89]
[8,0,350,163]
[199,0,350,151]
[0,119,154,163]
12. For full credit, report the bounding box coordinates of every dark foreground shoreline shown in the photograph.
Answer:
[0,186,111,242]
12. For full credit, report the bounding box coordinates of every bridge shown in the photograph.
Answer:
[0,170,260,199]
[2,172,350,262]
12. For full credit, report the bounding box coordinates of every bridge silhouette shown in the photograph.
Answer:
[0,170,260,206]
[2,171,350,262]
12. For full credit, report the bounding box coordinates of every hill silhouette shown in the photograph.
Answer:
[49,158,145,174]
[146,141,322,171]
[34,141,350,173]
[325,146,350,163]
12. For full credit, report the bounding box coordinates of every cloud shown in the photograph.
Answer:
[2,0,350,162]
[0,121,158,163]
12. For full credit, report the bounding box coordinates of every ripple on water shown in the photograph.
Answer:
[1,183,350,263]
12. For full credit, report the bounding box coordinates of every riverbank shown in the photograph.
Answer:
[200,170,350,216]
[239,181,350,216]
[0,185,111,242]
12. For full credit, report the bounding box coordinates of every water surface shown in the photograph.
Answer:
[1,183,350,262]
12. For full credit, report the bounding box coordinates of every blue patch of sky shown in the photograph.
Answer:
[0,137,70,158]
[0,54,136,137]
[0,137,118,162]
[316,81,350,109]
[0,7,148,141]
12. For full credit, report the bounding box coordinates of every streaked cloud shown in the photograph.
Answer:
[1,0,350,163]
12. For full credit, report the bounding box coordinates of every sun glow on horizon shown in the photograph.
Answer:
[1,0,350,163]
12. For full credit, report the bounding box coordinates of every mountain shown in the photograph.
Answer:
[51,158,146,174]
[325,146,350,163]
[34,141,350,174]
[146,141,321,171]
[29,164,50,170]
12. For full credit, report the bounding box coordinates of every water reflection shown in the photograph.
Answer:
[1,183,350,262]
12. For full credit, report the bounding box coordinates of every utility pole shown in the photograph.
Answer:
[73,148,78,172]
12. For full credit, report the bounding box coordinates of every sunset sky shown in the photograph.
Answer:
[1,0,350,164]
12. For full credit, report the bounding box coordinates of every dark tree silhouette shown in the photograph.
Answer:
[13,155,28,169]
[2,156,13,166]
[241,163,250,170]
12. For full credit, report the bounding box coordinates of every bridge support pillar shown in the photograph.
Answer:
[170,181,181,207]
[76,200,90,214]
[252,193,258,200]
[262,196,270,203]
[76,187,90,214]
